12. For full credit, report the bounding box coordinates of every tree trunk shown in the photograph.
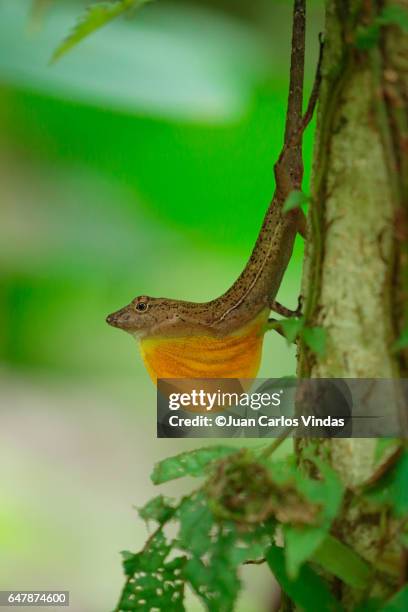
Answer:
[298,0,408,605]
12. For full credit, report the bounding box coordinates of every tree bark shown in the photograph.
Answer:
[297,0,408,605]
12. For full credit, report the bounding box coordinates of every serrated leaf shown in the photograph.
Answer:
[305,457,344,519]
[208,449,318,525]
[183,527,241,612]
[363,439,403,486]
[121,530,172,576]
[353,598,383,612]
[354,595,408,612]
[302,325,326,357]
[266,545,343,612]
[178,495,244,610]
[52,0,152,63]
[177,492,214,557]
[280,316,305,344]
[176,492,259,611]
[284,523,327,578]
[392,327,408,352]
[380,6,408,33]
[283,459,344,578]
[382,585,408,611]
[375,439,400,463]
[312,535,371,589]
[116,529,186,611]
[138,495,176,525]
[283,190,310,213]
[364,450,408,517]
[356,5,408,50]
[151,446,237,484]
[355,24,381,50]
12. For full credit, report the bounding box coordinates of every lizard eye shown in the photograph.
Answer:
[136,301,148,312]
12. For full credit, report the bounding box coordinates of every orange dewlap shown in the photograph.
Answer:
[139,309,269,383]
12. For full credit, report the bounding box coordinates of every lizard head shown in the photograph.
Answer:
[106,295,197,338]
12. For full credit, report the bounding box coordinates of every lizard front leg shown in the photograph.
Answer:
[265,318,287,339]
[269,295,303,318]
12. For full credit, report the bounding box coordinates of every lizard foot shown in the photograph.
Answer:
[266,318,285,339]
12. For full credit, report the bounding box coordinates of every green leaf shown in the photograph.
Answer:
[381,585,408,611]
[308,457,345,520]
[183,527,241,612]
[266,545,343,612]
[176,492,262,611]
[151,446,237,484]
[312,535,371,589]
[392,327,408,352]
[302,325,327,357]
[353,594,408,612]
[283,459,344,577]
[51,0,153,63]
[121,530,172,576]
[284,523,327,578]
[138,495,176,525]
[353,599,383,612]
[356,5,408,50]
[116,530,186,611]
[355,24,381,50]
[177,491,242,611]
[283,190,310,213]
[232,519,275,563]
[380,6,408,33]
[364,450,408,518]
[374,439,400,464]
[280,317,305,344]
[177,492,214,557]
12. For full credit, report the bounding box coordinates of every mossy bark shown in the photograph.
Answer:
[297,0,408,606]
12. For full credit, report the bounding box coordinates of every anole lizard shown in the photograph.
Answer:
[107,0,322,383]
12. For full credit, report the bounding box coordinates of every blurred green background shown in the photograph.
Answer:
[0,1,323,610]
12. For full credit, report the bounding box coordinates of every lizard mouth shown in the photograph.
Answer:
[106,307,134,330]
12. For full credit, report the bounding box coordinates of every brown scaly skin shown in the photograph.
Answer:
[106,204,303,338]
[107,0,321,341]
